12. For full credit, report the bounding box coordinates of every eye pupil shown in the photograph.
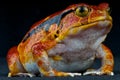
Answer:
[75,6,89,17]
[79,6,85,13]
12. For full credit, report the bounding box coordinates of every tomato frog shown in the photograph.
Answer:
[7,3,114,77]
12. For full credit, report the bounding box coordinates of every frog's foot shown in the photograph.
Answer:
[13,73,36,77]
[83,69,114,76]
[67,73,82,77]
[53,70,81,77]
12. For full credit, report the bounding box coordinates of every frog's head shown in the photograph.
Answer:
[57,3,112,41]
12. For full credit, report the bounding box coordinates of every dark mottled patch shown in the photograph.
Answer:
[22,9,74,42]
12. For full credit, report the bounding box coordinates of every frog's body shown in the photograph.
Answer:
[7,3,114,77]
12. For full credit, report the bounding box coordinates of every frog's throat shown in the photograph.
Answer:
[55,20,112,42]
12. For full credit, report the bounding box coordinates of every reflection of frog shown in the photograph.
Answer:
[7,3,114,77]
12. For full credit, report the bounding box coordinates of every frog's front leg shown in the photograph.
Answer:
[32,41,81,77]
[83,44,114,75]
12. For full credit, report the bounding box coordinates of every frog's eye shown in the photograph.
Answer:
[75,6,89,17]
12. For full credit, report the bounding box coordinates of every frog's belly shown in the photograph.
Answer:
[23,53,95,74]
[23,57,95,74]
[49,56,95,72]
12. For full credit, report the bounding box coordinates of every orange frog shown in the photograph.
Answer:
[7,3,114,77]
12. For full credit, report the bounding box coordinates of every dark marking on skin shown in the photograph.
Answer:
[54,34,58,38]
[56,30,59,34]
[60,10,73,20]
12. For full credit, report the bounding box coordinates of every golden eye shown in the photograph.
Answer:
[75,6,89,17]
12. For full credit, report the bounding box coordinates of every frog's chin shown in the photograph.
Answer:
[68,20,112,35]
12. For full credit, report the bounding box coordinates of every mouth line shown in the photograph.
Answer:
[71,19,112,30]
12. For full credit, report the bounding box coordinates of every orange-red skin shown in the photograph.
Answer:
[6,3,113,77]
[7,46,18,66]
[101,44,114,73]
[28,3,109,31]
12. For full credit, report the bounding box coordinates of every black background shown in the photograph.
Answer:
[0,0,120,79]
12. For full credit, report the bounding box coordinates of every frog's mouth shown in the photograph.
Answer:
[56,19,112,42]
[68,20,112,35]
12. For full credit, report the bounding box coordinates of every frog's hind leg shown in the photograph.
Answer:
[7,46,28,77]
[83,44,114,75]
